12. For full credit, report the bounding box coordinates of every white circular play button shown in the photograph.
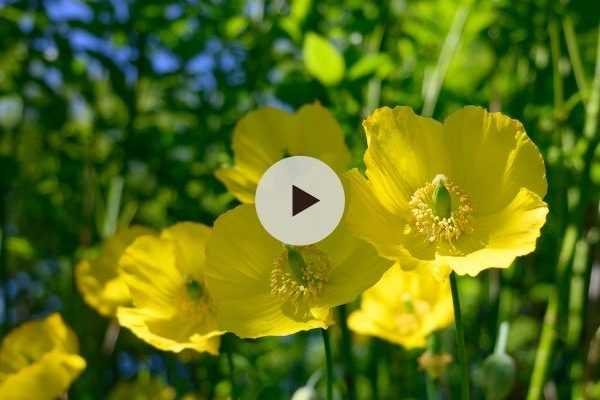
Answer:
[255,156,345,246]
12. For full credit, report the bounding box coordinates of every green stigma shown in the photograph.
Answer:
[186,279,204,300]
[403,298,415,313]
[286,246,307,285]
[431,174,452,219]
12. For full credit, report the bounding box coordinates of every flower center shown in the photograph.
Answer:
[177,278,210,315]
[409,174,473,246]
[270,245,330,320]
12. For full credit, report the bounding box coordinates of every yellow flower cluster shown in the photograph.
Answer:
[1,101,545,397]
[70,103,546,353]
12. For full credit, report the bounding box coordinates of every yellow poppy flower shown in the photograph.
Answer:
[109,371,175,400]
[117,222,223,354]
[348,264,453,349]
[76,226,154,317]
[216,103,351,203]
[204,204,392,338]
[344,106,548,276]
[0,313,86,400]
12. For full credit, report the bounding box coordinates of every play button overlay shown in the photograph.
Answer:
[292,185,320,216]
[255,156,345,246]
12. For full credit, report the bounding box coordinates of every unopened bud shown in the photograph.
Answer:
[479,352,515,400]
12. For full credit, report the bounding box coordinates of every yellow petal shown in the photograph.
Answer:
[0,314,86,400]
[161,222,212,283]
[348,309,426,349]
[439,188,549,276]
[343,169,435,263]
[205,205,329,338]
[215,107,295,203]
[76,226,154,317]
[287,103,350,172]
[117,308,221,354]
[118,228,223,353]
[442,106,547,214]
[216,104,350,203]
[315,225,393,307]
[348,265,453,349]
[119,235,183,316]
[362,106,446,215]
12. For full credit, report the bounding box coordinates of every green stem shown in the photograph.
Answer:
[527,293,558,400]
[226,335,238,400]
[527,226,577,399]
[563,16,589,100]
[425,332,442,400]
[549,20,564,115]
[321,329,334,400]
[426,377,438,400]
[422,4,469,117]
[495,322,510,355]
[450,272,469,400]
[0,191,7,336]
[337,306,356,400]
[368,339,380,400]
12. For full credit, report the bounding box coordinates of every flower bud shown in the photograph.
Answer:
[479,352,516,400]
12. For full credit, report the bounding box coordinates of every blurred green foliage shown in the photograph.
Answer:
[0,0,599,399]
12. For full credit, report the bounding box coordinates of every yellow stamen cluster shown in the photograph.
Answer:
[409,174,473,246]
[270,246,330,315]
[395,293,431,335]
[176,279,211,316]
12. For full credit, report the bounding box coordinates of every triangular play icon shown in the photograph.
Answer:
[292,185,320,216]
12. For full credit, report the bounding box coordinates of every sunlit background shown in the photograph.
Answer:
[0,0,599,398]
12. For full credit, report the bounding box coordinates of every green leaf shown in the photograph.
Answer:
[225,16,248,38]
[303,32,345,86]
[290,0,312,21]
[348,53,393,80]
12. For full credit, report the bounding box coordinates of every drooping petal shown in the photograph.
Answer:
[205,205,330,338]
[443,106,547,214]
[362,106,447,215]
[439,188,549,276]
